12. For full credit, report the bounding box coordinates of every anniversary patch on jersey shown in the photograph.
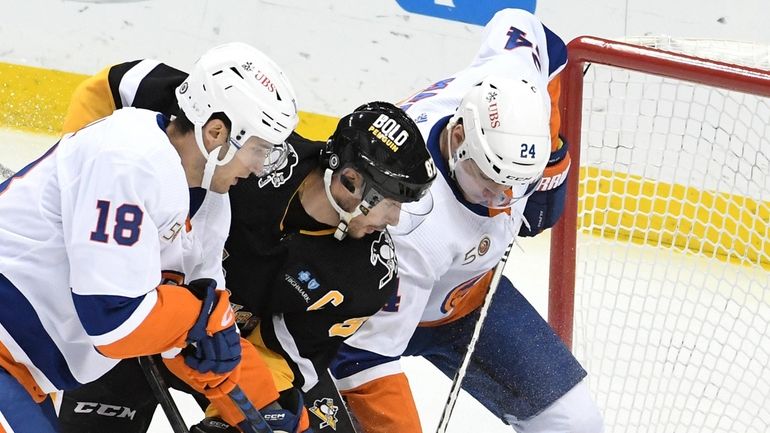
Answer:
[258,142,299,188]
[309,398,339,430]
[161,221,184,242]
[370,231,397,289]
[478,235,491,256]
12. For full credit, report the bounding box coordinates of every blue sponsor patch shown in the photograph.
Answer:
[298,271,311,282]
[395,1,536,26]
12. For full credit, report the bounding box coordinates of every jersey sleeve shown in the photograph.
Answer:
[62,60,187,133]
[330,231,441,432]
[464,8,568,151]
[61,64,118,134]
[180,192,230,288]
[60,114,200,357]
[330,226,449,400]
[472,8,567,75]
[339,372,422,433]
[344,227,445,357]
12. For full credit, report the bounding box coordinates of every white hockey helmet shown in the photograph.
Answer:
[448,75,550,196]
[176,42,299,189]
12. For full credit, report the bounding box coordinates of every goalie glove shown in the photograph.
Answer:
[519,136,571,237]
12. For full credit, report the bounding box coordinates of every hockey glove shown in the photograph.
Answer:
[258,388,312,433]
[183,278,241,374]
[163,352,241,399]
[520,136,571,237]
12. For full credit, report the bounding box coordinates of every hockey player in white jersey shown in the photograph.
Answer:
[330,9,604,433]
[0,42,299,433]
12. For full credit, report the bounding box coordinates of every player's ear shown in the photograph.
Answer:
[339,168,363,197]
[451,121,466,149]
[202,118,229,152]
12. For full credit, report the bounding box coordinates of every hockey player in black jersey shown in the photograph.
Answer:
[56,56,436,433]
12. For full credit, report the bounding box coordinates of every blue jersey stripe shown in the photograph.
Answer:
[0,143,58,195]
[71,292,145,337]
[0,273,80,390]
[543,24,568,77]
[189,187,206,218]
[329,343,400,379]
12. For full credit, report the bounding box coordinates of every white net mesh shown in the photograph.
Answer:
[573,36,770,433]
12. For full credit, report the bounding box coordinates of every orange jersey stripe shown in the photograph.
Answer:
[0,341,46,403]
[96,284,200,359]
[547,74,563,152]
[420,269,494,328]
[342,373,422,433]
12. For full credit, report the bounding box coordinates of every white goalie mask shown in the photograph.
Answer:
[447,75,550,208]
[176,42,299,190]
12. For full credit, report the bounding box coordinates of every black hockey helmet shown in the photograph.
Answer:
[321,101,436,205]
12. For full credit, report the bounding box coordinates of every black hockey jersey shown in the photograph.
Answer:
[224,134,399,392]
[64,59,400,392]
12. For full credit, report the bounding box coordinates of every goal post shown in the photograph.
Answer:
[549,36,770,432]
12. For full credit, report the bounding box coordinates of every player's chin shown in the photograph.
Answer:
[350,226,383,239]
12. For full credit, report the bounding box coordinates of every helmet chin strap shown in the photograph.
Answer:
[444,120,465,181]
[445,121,463,180]
[323,168,369,240]
[201,148,222,191]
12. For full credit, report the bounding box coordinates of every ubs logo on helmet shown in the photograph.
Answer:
[255,70,276,92]
[369,114,410,153]
[486,91,500,128]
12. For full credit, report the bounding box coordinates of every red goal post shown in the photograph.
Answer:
[549,35,770,348]
[547,36,770,433]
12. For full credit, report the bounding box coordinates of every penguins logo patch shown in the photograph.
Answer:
[370,231,397,289]
[258,142,299,188]
[309,398,339,430]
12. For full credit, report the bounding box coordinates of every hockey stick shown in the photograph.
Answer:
[228,385,274,433]
[435,239,515,433]
[138,355,191,433]
[139,356,272,433]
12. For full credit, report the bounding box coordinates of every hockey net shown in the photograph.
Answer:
[549,36,770,432]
